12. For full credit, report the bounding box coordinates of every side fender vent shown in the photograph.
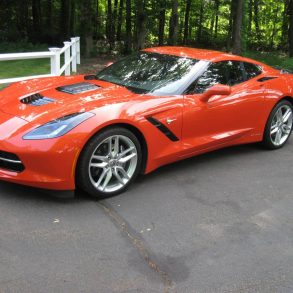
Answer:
[146,116,179,142]
[20,93,56,106]
[257,77,278,82]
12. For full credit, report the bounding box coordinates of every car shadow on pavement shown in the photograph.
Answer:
[138,143,268,183]
[0,143,274,203]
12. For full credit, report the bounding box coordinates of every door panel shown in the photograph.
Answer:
[182,79,265,155]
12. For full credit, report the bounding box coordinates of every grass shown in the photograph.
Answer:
[244,51,293,71]
[0,59,50,90]
[0,59,50,80]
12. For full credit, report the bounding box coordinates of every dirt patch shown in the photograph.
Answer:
[77,56,118,75]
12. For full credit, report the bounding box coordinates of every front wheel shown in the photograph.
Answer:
[262,100,293,149]
[77,127,142,198]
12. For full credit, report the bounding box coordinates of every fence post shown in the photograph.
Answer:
[63,41,71,75]
[49,47,61,76]
[70,37,77,72]
[76,37,81,65]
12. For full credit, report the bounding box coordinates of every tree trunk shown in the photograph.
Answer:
[136,0,147,49]
[32,0,42,38]
[113,0,119,39]
[232,0,244,55]
[227,0,236,50]
[107,0,114,49]
[168,0,179,45]
[214,0,220,38]
[70,0,76,36]
[158,0,166,45]
[197,0,204,43]
[183,0,191,44]
[253,0,261,40]
[93,0,99,38]
[125,0,132,53]
[282,0,290,47]
[116,0,124,41]
[60,0,72,40]
[18,0,30,38]
[289,0,293,56]
[80,0,94,57]
[270,7,279,48]
[247,0,253,38]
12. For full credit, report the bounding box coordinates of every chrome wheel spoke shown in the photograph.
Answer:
[276,109,283,122]
[118,147,135,158]
[119,152,137,163]
[113,136,119,156]
[275,129,283,145]
[90,162,108,168]
[283,125,291,134]
[101,169,112,191]
[95,168,108,188]
[92,155,108,162]
[117,166,130,179]
[271,125,278,135]
[113,169,125,185]
[283,109,292,123]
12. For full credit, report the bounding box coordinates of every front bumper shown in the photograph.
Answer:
[0,112,80,191]
[0,143,78,190]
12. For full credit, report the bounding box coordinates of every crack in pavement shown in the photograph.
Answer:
[97,200,174,293]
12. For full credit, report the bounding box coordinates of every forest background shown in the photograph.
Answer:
[1,0,293,73]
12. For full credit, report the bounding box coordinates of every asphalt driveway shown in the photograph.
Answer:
[1,141,293,293]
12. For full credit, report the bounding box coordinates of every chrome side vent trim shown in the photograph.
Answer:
[0,151,25,172]
[20,93,56,106]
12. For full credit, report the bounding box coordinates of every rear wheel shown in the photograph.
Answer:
[263,100,293,149]
[77,127,142,198]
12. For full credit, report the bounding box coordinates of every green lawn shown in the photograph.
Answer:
[0,59,50,80]
[244,51,293,71]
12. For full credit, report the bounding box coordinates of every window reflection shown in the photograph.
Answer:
[96,52,199,94]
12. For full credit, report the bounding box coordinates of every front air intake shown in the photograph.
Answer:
[0,151,25,172]
[20,93,56,106]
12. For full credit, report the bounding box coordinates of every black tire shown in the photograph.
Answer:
[262,100,293,149]
[76,127,142,198]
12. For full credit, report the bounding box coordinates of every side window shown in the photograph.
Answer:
[243,62,262,80]
[226,61,246,86]
[188,62,228,94]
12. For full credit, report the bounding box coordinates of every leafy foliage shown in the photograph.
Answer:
[0,0,292,56]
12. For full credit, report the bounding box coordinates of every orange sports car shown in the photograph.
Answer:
[0,47,292,198]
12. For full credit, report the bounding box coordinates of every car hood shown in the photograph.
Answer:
[0,75,138,123]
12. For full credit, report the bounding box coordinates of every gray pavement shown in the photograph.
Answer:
[1,141,293,293]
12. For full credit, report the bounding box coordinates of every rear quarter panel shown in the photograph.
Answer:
[262,75,293,132]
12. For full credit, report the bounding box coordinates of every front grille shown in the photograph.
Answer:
[0,151,25,172]
[20,93,56,106]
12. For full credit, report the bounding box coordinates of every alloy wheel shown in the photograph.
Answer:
[270,105,293,146]
[88,135,138,193]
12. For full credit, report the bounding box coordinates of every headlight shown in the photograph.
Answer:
[23,112,95,140]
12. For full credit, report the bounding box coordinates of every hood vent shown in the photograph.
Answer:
[20,93,56,106]
[56,82,100,94]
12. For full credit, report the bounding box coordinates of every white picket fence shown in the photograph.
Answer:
[0,37,80,84]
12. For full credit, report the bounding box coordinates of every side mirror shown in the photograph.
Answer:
[200,84,231,103]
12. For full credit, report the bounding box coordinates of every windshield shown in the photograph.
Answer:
[96,52,201,95]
